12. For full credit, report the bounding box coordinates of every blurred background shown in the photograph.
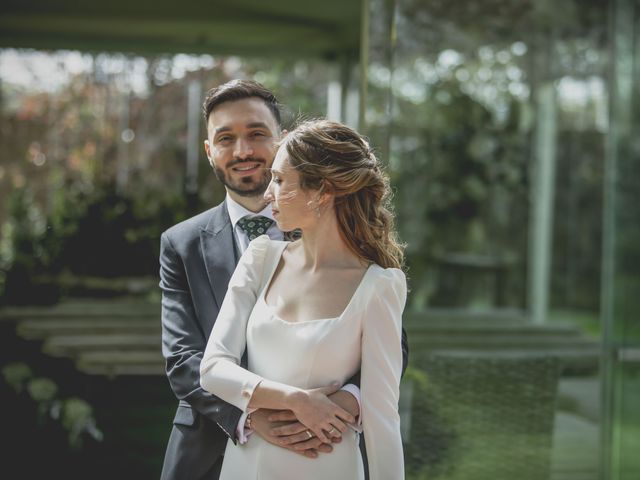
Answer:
[0,0,638,479]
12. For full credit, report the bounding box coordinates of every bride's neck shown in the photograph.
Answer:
[298,214,361,271]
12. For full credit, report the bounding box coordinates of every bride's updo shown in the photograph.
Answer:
[281,119,405,270]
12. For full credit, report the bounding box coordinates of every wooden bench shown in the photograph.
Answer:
[77,351,164,376]
[44,333,160,356]
[1,300,600,377]
[404,309,600,376]
[1,298,162,376]
[17,318,160,339]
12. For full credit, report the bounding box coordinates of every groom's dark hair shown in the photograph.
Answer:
[202,79,282,126]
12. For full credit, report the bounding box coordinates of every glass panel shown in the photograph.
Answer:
[365,1,614,478]
[603,1,640,479]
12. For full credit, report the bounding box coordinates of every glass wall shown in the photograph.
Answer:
[603,1,640,479]
[362,0,637,478]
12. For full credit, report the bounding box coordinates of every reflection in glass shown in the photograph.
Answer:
[365,0,615,478]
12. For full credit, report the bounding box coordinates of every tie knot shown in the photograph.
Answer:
[237,215,274,241]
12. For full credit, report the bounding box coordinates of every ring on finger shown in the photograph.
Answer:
[328,427,338,435]
[305,430,313,439]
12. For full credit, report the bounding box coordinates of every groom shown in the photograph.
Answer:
[159,79,408,479]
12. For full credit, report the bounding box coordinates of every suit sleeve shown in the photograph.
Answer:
[160,231,243,441]
[200,236,269,412]
[361,269,406,480]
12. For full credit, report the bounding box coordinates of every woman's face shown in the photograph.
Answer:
[263,146,316,232]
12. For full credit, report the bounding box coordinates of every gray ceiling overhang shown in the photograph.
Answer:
[0,0,362,59]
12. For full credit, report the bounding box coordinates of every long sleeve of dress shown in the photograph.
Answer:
[361,268,407,480]
[200,235,270,412]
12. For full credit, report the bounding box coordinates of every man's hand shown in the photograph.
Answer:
[250,409,338,459]
[328,389,360,419]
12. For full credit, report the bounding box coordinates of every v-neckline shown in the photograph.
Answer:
[260,242,374,324]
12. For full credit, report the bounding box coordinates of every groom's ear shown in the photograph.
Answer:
[204,139,214,166]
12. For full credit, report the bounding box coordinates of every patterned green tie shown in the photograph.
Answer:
[237,215,274,241]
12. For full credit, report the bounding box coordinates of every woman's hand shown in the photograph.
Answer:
[287,384,356,443]
[251,408,336,458]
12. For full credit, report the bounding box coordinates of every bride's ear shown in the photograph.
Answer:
[317,181,335,206]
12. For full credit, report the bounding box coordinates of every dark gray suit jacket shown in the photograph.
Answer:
[159,202,242,480]
[159,201,410,480]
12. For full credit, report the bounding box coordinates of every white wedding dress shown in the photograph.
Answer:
[200,235,406,480]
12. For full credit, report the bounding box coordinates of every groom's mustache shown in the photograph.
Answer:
[227,158,266,169]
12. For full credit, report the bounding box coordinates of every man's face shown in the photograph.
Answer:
[204,98,280,197]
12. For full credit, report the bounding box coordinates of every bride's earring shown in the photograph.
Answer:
[312,187,329,219]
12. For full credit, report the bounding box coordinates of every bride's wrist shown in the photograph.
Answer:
[284,388,308,412]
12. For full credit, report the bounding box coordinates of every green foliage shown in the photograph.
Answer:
[0,186,59,305]
[387,78,529,308]
[402,366,457,479]
[46,183,188,278]
[27,376,59,402]
[0,53,335,306]
[1,361,103,450]
[0,181,190,304]
[1,361,33,393]
[61,397,104,450]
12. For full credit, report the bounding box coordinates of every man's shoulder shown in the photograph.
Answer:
[162,203,225,242]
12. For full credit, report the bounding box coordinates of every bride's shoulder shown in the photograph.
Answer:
[247,234,289,263]
[369,264,406,282]
[367,265,406,295]
[247,234,285,252]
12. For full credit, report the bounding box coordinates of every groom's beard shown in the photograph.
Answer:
[214,158,271,197]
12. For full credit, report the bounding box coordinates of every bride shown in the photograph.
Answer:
[200,119,406,480]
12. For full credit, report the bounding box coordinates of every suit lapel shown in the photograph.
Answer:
[200,202,237,310]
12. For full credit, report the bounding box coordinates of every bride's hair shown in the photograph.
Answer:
[281,119,405,270]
